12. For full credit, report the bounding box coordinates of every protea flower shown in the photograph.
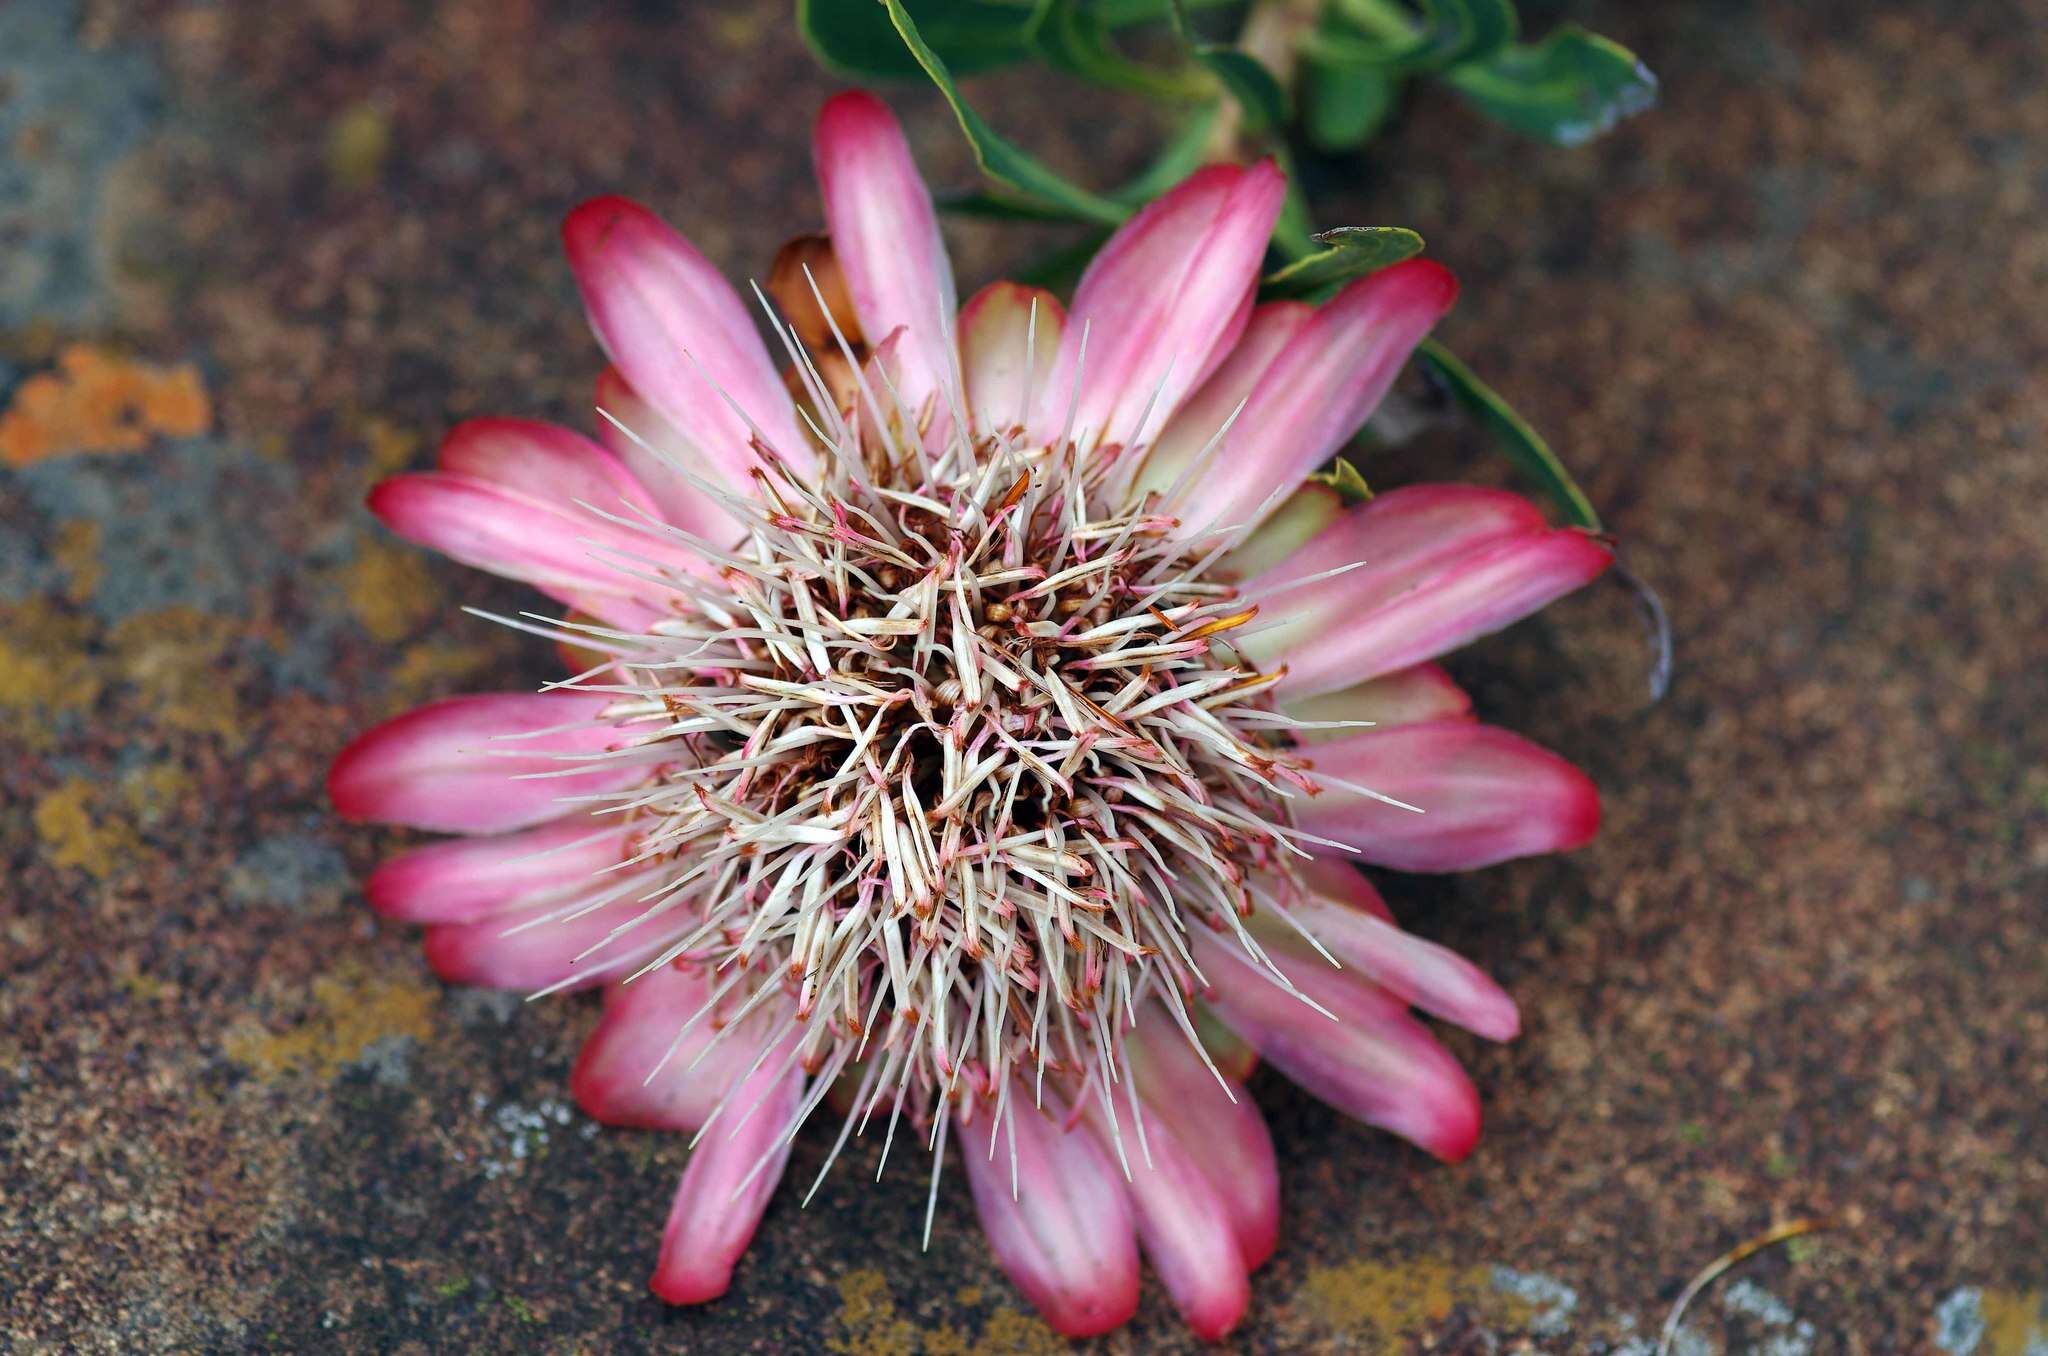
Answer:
[329,91,1610,1339]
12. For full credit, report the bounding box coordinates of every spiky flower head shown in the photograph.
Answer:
[331,91,1610,1340]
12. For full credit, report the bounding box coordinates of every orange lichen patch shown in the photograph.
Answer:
[0,344,211,467]
[33,778,141,879]
[223,969,439,1082]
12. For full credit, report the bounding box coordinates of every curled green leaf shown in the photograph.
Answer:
[1166,0,1291,132]
[879,0,1130,227]
[1416,338,1600,530]
[1316,0,1519,75]
[1262,226,1426,300]
[798,0,1039,81]
[1309,456,1373,505]
[1092,0,1236,23]
[1035,0,1213,101]
[1301,51,1397,151]
[1446,24,1658,146]
[1410,0,1519,69]
[1197,47,1291,131]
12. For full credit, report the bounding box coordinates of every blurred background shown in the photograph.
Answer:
[2,0,2042,1350]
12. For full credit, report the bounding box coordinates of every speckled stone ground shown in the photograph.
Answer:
[2,1,2044,1351]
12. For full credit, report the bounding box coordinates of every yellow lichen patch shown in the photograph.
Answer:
[223,968,439,1082]
[361,415,423,475]
[121,760,193,829]
[0,343,210,467]
[51,519,103,603]
[107,607,244,743]
[0,599,103,744]
[1981,1289,2048,1356]
[831,1270,920,1356]
[830,1268,1062,1356]
[1296,1258,1535,1346]
[935,1310,1064,1356]
[712,10,765,49]
[327,100,393,190]
[117,967,176,1003]
[341,538,441,642]
[33,778,141,878]
[388,641,497,708]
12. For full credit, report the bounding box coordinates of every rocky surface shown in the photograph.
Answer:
[2,0,2043,1351]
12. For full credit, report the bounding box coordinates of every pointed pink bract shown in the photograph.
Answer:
[961,1088,1143,1338]
[1034,162,1285,454]
[572,966,776,1130]
[366,816,633,925]
[327,692,641,835]
[815,91,958,418]
[562,195,808,490]
[1243,484,1613,697]
[1195,932,1483,1161]
[1176,260,1458,535]
[650,1048,802,1304]
[1298,719,1602,871]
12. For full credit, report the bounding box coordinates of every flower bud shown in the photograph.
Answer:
[767,233,860,352]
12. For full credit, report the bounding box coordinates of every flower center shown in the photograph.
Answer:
[570,397,1318,1148]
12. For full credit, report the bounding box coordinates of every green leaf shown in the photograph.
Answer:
[1314,0,1518,75]
[1166,0,1290,132]
[1301,51,1398,150]
[798,0,1040,81]
[1300,23,1416,70]
[936,189,1104,223]
[1309,456,1372,505]
[1446,24,1658,146]
[1261,226,1425,300]
[1034,0,1212,100]
[1198,47,1291,131]
[879,0,1131,227]
[1294,0,1515,151]
[1414,0,1518,68]
[1013,230,1113,292]
[1110,102,1220,204]
[799,0,1241,81]
[1416,338,1600,529]
[1268,144,1319,263]
[1091,0,1235,24]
